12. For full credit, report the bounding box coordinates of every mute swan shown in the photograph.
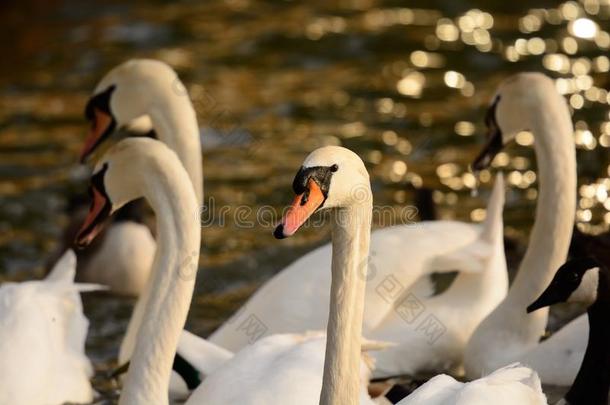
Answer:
[79,61,508,377]
[465,73,583,385]
[76,137,202,404]
[0,250,101,405]
[190,146,379,404]
[527,258,610,405]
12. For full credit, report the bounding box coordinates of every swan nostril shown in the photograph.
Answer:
[273,224,286,239]
[300,188,311,206]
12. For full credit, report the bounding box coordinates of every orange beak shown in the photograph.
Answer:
[80,108,114,163]
[75,186,111,248]
[274,179,325,239]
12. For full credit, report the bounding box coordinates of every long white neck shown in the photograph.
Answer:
[491,93,576,340]
[320,199,372,405]
[149,89,203,205]
[118,274,153,365]
[119,85,203,368]
[119,163,200,405]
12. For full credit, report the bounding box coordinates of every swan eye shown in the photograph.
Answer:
[330,164,338,172]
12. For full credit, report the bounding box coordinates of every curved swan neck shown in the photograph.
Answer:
[149,90,203,205]
[118,274,153,365]
[507,97,576,309]
[320,200,372,405]
[120,90,202,365]
[119,163,200,405]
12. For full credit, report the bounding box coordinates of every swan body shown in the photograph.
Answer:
[465,73,579,385]
[187,333,377,405]
[78,220,155,296]
[0,250,100,405]
[211,222,484,345]
[396,363,547,405]
[511,315,588,386]
[187,146,381,404]
[168,331,234,400]
[369,174,507,377]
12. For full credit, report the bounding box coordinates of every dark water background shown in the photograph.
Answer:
[2,0,610,402]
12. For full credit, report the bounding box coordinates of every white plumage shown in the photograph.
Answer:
[0,250,100,405]
[397,364,547,405]
[187,333,378,405]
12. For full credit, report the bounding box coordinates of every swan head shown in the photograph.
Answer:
[527,257,605,312]
[472,73,559,171]
[274,145,371,239]
[75,138,178,247]
[81,59,180,162]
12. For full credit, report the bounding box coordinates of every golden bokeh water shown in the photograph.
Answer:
[1,0,610,402]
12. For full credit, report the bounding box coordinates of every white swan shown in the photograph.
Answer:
[75,137,202,404]
[464,73,582,386]
[79,59,510,379]
[0,250,101,405]
[527,257,610,404]
[190,145,379,404]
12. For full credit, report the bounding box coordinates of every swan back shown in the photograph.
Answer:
[397,364,547,405]
[187,333,375,405]
[0,250,96,405]
[81,221,156,296]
